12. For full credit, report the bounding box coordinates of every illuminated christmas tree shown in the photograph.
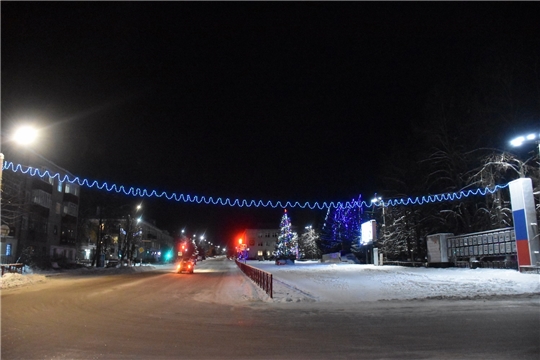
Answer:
[321,196,363,254]
[274,210,297,260]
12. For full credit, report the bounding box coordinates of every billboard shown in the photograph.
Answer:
[361,220,377,245]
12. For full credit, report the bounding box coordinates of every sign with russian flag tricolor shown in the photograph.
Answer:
[509,178,539,267]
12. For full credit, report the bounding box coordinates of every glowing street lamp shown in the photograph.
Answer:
[13,125,38,145]
[4,125,40,257]
[510,132,540,159]
[1,125,39,197]
[371,197,386,225]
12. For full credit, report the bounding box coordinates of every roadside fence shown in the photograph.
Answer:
[235,259,273,298]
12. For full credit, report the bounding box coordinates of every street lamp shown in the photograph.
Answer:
[510,132,540,159]
[117,203,143,267]
[12,126,38,146]
[2,125,39,188]
[371,196,387,265]
[371,197,386,229]
[6,125,39,263]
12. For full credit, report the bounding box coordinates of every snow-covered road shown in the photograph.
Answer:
[2,258,539,359]
[3,258,539,305]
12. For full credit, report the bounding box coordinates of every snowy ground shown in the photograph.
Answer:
[2,259,539,305]
[248,260,540,303]
[0,263,158,290]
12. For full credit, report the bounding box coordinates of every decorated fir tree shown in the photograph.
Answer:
[274,209,298,261]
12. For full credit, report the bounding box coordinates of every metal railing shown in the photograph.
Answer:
[235,259,273,298]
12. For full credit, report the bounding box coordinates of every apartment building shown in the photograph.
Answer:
[1,149,79,264]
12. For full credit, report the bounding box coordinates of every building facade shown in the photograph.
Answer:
[1,149,79,264]
[81,217,174,264]
[240,228,279,260]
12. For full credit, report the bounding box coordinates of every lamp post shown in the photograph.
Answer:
[0,152,4,209]
[509,132,540,268]
[511,132,540,176]
[10,125,38,263]
[118,203,143,266]
[371,197,386,265]
[371,197,386,238]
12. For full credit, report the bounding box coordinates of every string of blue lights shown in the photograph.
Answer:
[2,161,509,210]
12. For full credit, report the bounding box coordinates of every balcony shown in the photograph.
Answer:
[64,183,80,197]
[32,189,52,209]
[63,202,78,218]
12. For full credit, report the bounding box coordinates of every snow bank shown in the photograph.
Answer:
[1,273,48,289]
[1,264,157,289]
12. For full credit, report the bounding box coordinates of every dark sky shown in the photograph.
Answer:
[2,3,538,245]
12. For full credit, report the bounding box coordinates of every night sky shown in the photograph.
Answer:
[2,3,538,245]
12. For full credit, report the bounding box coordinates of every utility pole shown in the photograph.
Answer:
[125,215,133,266]
[92,206,103,267]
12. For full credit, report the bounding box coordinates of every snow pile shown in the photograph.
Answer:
[0,264,157,289]
[0,272,48,289]
[249,261,540,303]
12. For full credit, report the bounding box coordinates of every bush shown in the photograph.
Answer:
[19,247,52,270]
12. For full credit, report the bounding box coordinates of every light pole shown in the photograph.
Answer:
[119,203,142,266]
[371,197,386,236]
[371,197,386,265]
[0,152,4,209]
[509,132,540,268]
[10,125,38,263]
[511,132,540,176]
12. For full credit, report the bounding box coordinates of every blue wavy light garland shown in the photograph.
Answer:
[2,161,509,210]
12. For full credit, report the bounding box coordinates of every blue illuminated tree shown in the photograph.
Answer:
[274,210,297,261]
[320,196,363,254]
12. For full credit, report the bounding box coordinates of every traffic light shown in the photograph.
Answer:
[239,238,243,244]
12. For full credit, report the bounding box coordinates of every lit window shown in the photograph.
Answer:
[57,181,63,192]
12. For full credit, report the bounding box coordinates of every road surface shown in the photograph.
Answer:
[2,258,539,359]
